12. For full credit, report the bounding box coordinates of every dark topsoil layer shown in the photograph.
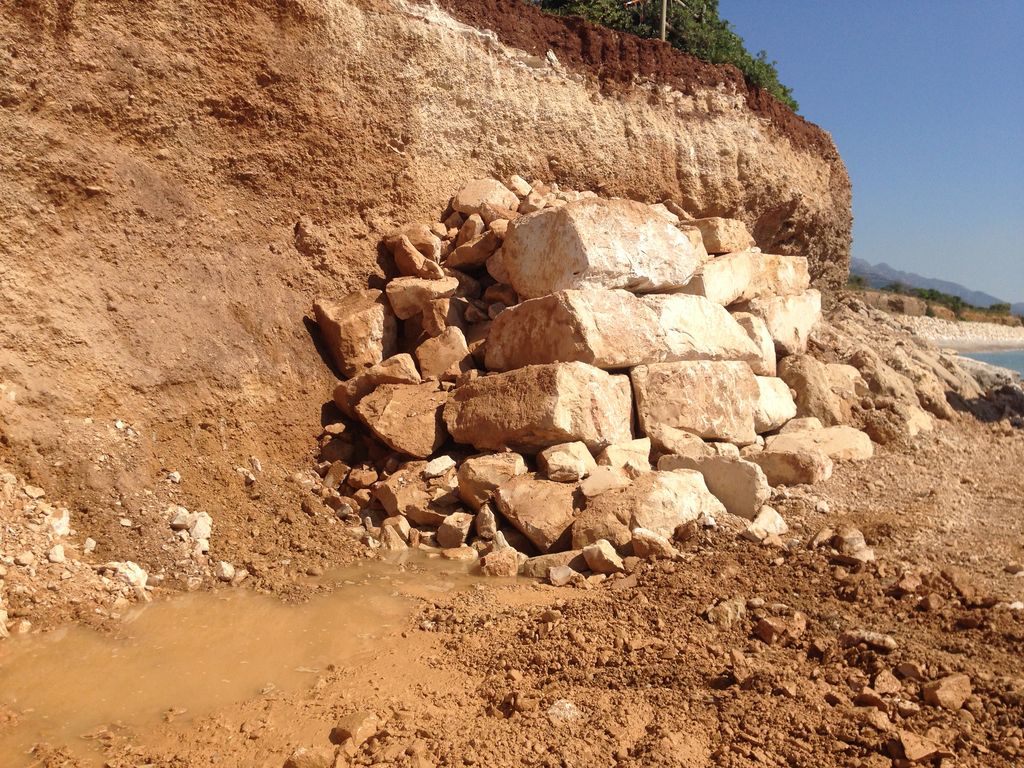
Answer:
[436,0,837,158]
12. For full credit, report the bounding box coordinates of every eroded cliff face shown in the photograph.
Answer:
[0,0,850,564]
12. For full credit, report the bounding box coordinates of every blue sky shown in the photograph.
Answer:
[720,0,1024,302]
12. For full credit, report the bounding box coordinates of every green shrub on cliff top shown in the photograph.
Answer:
[538,0,799,112]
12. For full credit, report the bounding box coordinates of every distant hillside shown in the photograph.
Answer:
[851,258,1023,314]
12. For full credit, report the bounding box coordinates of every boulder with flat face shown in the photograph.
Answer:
[313,290,397,377]
[415,327,473,381]
[452,178,520,216]
[687,217,756,254]
[456,452,528,510]
[502,198,699,298]
[538,442,597,483]
[680,252,810,307]
[584,470,725,539]
[754,376,798,433]
[484,289,761,371]
[494,474,578,553]
[657,455,769,520]
[732,312,777,377]
[764,426,874,461]
[778,354,846,426]
[749,447,834,486]
[632,361,760,445]
[385,277,460,320]
[355,383,448,458]
[733,290,822,358]
[333,354,421,418]
[444,362,633,453]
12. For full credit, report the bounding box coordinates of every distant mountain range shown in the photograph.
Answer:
[850,258,1024,315]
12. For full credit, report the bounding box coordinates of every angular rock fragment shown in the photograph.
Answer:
[680,252,809,306]
[333,354,421,418]
[502,198,699,298]
[452,178,519,216]
[436,511,474,549]
[734,290,822,357]
[494,474,578,553]
[732,312,777,376]
[385,223,442,262]
[456,452,527,510]
[583,539,624,574]
[778,354,847,426]
[658,455,770,520]
[444,362,632,453]
[922,674,971,710]
[585,470,724,539]
[314,290,397,377]
[753,376,798,433]
[415,327,473,381]
[447,230,501,270]
[749,447,834,486]
[480,547,520,577]
[538,441,596,483]
[484,290,761,371]
[687,217,755,254]
[375,463,445,526]
[764,426,873,461]
[385,277,460,320]
[571,505,631,551]
[631,528,677,560]
[355,383,448,458]
[520,550,588,579]
[632,361,759,445]
[578,466,632,498]
[392,234,444,279]
[742,505,789,542]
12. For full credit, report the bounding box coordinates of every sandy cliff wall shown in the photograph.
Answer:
[0,0,850,572]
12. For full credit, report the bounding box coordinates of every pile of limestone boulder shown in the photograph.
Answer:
[310,177,879,583]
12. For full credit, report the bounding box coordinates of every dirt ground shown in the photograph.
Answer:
[6,412,1022,768]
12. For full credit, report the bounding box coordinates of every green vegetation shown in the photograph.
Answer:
[846,276,1019,321]
[537,0,799,111]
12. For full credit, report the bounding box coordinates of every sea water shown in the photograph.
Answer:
[963,349,1024,377]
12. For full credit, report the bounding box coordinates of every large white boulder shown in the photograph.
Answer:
[658,455,770,520]
[680,252,810,307]
[754,376,798,433]
[501,198,699,298]
[764,426,874,461]
[444,362,633,453]
[484,289,761,371]
[632,361,760,445]
[733,289,822,357]
[313,291,397,378]
[687,217,755,254]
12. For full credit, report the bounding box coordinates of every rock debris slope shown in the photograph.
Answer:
[308,176,982,581]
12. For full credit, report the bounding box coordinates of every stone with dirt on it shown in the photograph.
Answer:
[741,506,789,542]
[583,539,625,574]
[632,360,759,445]
[571,505,631,551]
[385,223,442,262]
[47,544,65,564]
[283,746,336,768]
[452,178,519,216]
[484,289,761,371]
[631,527,677,560]
[457,452,527,510]
[333,353,421,418]
[778,354,846,426]
[749,447,834,486]
[355,383,448,459]
[587,470,725,540]
[330,710,381,750]
[733,289,821,358]
[687,217,755,254]
[480,547,520,577]
[521,549,588,579]
[577,466,632,498]
[215,561,235,582]
[679,251,809,305]
[436,511,474,549]
[313,290,397,378]
[392,234,444,279]
[548,564,577,587]
[779,416,823,433]
[385,276,460,320]
[447,230,502,270]
[753,376,798,434]
[444,362,633,453]
[764,426,873,461]
[658,455,769,520]
[501,198,700,298]
[375,462,444,526]
[596,437,651,474]
[422,455,456,479]
[922,674,971,710]
[494,474,578,553]
[415,327,473,381]
[537,441,597,483]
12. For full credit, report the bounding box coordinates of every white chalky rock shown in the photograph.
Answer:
[679,252,809,306]
[502,198,699,298]
[754,376,798,433]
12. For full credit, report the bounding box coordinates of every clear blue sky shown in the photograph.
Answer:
[720,0,1024,303]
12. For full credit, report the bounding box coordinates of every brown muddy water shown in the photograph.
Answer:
[0,558,477,767]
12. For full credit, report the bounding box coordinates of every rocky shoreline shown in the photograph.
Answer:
[900,315,1024,351]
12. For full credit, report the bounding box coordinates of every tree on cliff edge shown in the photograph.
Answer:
[538,0,799,111]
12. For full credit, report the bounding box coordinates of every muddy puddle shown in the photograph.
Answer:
[0,557,478,766]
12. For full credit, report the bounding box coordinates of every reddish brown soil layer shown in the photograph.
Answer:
[435,0,839,158]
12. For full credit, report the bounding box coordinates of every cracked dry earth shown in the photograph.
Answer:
[12,413,1021,768]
